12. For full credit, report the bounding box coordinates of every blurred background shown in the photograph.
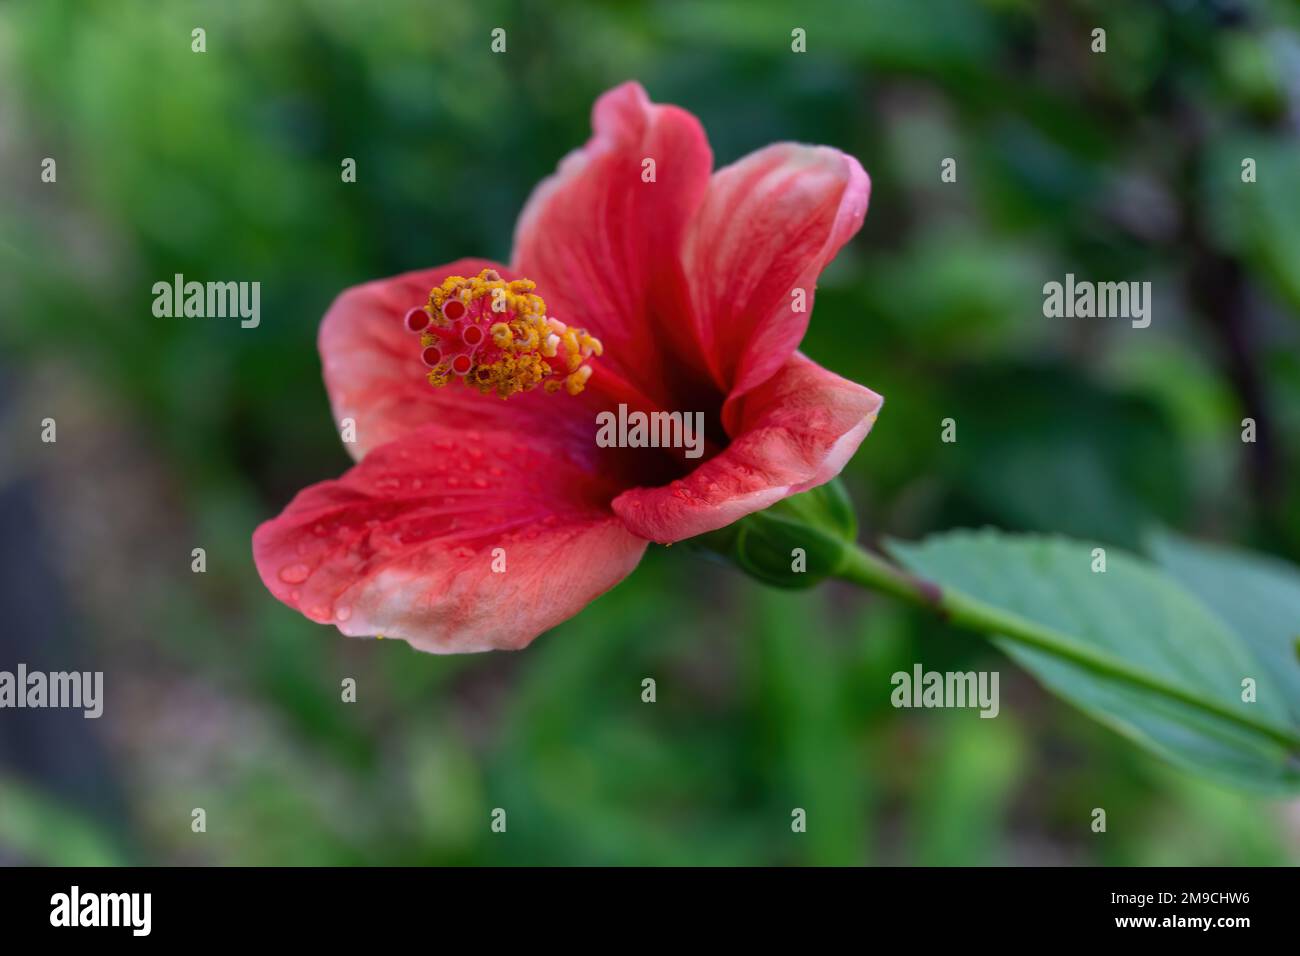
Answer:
[1,0,1298,865]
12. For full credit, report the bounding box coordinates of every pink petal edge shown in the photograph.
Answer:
[682,143,870,400]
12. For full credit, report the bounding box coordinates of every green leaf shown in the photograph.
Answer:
[890,530,1300,794]
[1149,531,1300,727]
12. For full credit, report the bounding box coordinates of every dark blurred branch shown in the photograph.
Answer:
[1175,108,1285,518]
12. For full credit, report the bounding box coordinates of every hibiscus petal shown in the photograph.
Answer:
[511,81,715,409]
[253,425,648,653]
[321,258,501,458]
[682,143,870,398]
[610,354,882,544]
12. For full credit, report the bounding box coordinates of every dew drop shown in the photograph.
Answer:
[279,563,310,584]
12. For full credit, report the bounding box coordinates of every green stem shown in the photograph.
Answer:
[837,544,1300,752]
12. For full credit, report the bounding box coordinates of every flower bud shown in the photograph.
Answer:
[696,478,858,589]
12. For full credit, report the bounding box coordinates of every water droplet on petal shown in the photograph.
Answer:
[279,563,310,584]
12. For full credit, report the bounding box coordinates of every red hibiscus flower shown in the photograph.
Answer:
[252,82,881,653]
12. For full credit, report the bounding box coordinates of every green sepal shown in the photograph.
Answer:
[694,478,858,589]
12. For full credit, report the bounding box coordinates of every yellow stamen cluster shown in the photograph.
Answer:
[419,269,602,399]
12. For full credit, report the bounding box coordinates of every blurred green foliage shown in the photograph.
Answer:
[1,0,1298,865]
